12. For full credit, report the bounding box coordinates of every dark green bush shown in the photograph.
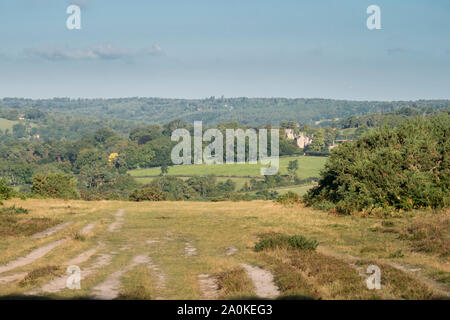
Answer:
[129,186,167,201]
[150,176,198,200]
[79,175,139,201]
[311,200,335,212]
[304,115,450,214]
[0,178,14,202]
[254,234,319,252]
[32,174,80,199]
[255,190,279,200]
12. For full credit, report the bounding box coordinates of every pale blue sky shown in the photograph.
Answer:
[0,0,449,100]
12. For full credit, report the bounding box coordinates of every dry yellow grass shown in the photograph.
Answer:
[0,199,448,299]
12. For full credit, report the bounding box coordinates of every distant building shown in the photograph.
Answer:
[19,114,25,120]
[284,128,296,140]
[295,133,313,149]
[284,129,313,149]
[328,142,337,151]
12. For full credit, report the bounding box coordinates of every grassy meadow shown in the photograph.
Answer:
[0,118,18,132]
[129,156,327,179]
[129,155,326,195]
[0,199,448,300]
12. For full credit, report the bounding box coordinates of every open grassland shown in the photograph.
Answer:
[129,156,327,179]
[130,155,326,195]
[0,199,448,300]
[0,118,18,132]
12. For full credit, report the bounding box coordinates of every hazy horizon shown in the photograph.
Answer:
[1,0,449,100]
[1,96,449,103]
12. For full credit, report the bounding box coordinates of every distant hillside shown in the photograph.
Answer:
[1,97,449,126]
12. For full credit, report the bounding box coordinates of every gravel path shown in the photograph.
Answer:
[241,263,280,299]
[198,274,219,299]
[32,222,73,239]
[91,255,150,299]
[0,239,67,274]
[108,209,125,232]
[80,222,97,236]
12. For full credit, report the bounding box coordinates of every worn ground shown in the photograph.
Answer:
[0,199,448,300]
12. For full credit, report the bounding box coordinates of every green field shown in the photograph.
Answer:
[130,156,327,195]
[129,156,327,179]
[0,118,18,132]
[270,184,316,196]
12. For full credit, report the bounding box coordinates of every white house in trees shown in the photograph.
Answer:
[284,129,313,149]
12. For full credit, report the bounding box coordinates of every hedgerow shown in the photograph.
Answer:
[129,186,168,201]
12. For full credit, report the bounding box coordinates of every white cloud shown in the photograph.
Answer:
[25,44,130,61]
[143,44,165,56]
[24,43,166,62]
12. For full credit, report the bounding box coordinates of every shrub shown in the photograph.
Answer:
[150,176,198,200]
[311,200,335,212]
[304,115,450,214]
[129,186,167,201]
[216,268,254,298]
[255,190,279,200]
[275,192,302,205]
[32,174,80,199]
[1,205,28,215]
[118,285,152,300]
[254,234,318,252]
[19,266,62,287]
[0,178,14,202]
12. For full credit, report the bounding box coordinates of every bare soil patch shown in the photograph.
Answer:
[91,255,150,299]
[108,209,125,232]
[241,263,279,299]
[31,222,73,239]
[0,239,67,274]
[198,274,219,299]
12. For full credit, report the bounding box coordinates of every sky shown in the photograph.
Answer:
[0,0,449,100]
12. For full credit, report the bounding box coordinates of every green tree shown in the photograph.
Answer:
[160,164,169,176]
[308,131,326,152]
[12,123,27,138]
[287,160,299,179]
[0,178,14,202]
